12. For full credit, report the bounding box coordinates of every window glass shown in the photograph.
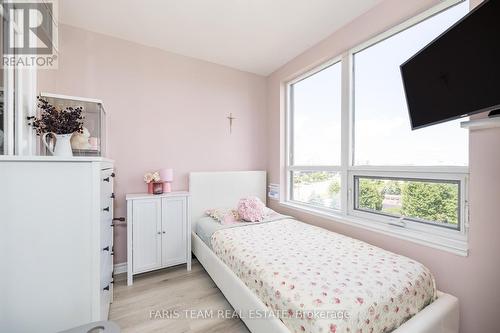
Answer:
[291,171,341,210]
[354,176,460,229]
[353,1,469,166]
[291,62,342,166]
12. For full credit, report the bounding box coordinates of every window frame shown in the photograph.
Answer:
[348,170,468,235]
[352,175,462,231]
[1,4,37,156]
[285,56,343,213]
[283,0,469,256]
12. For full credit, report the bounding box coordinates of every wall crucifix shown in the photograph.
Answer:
[227,113,236,134]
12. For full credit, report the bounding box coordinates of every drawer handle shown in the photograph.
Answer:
[103,207,110,212]
[110,193,115,199]
[103,285,109,291]
[111,172,115,178]
[103,246,110,251]
[103,177,110,182]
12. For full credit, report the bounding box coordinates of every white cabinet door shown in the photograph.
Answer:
[161,197,187,266]
[132,199,162,273]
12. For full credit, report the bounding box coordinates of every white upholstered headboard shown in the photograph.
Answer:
[189,171,266,229]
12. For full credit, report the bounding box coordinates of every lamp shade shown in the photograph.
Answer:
[159,168,173,182]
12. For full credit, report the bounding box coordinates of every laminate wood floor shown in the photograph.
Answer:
[110,260,250,333]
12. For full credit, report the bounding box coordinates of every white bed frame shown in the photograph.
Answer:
[189,171,459,333]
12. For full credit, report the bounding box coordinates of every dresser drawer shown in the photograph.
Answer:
[101,197,112,215]
[99,252,113,320]
[100,169,114,210]
[100,285,112,320]
[100,244,112,270]
[101,201,113,219]
[100,250,113,288]
[101,219,113,249]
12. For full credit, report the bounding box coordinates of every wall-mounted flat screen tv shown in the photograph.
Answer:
[401,0,500,130]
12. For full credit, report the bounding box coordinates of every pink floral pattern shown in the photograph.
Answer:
[211,219,436,333]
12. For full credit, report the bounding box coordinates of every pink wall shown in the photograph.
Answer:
[266,0,500,332]
[38,25,268,264]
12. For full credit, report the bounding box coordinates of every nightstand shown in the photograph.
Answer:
[126,191,191,285]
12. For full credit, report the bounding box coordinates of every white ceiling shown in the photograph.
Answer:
[59,0,382,76]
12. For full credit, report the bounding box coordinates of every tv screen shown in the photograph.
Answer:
[401,0,500,130]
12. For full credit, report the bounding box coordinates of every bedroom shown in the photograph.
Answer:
[0,0,499,332]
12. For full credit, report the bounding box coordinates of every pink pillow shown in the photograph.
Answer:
[237,197,266,222]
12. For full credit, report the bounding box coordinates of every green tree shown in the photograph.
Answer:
[328,180,340,195]
[401,182,458,225]
[358,179,383,211]
[381,180,402,195]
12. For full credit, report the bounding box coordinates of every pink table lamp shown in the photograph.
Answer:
[159,168,173,192]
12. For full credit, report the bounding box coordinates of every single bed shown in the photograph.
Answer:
[189,171,459,333]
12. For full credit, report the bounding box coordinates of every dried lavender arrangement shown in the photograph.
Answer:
[31,96,84,135]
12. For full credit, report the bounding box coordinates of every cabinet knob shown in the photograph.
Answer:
[110,193,115,199]
[157,231,161,235]
[162,231,166,234]
[103,285,109,291]
[103,207,110,212]
[103,177,110,182]
[103,246,110,251]
[111,172,116,178]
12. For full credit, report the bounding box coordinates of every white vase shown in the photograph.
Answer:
[42,133,74,157]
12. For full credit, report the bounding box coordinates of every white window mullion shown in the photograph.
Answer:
[284,83,293,203]
[289,165,342,172]
[340,52,351,215]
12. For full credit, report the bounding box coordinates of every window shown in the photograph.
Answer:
[285,0,470,255]
[288,61,342,210]
[292,171,341,210]
[354,176,460,230]
[353,1,469,166]
[0,10,36,155]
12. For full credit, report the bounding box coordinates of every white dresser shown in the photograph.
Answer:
[126,192,191,285]
[0,157,115,333]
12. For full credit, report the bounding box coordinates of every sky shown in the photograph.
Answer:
[292,0,469,167]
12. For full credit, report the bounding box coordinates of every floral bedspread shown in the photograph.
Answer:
[211,219,436,333]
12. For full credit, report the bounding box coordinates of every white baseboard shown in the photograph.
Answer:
[114,262,127,274]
